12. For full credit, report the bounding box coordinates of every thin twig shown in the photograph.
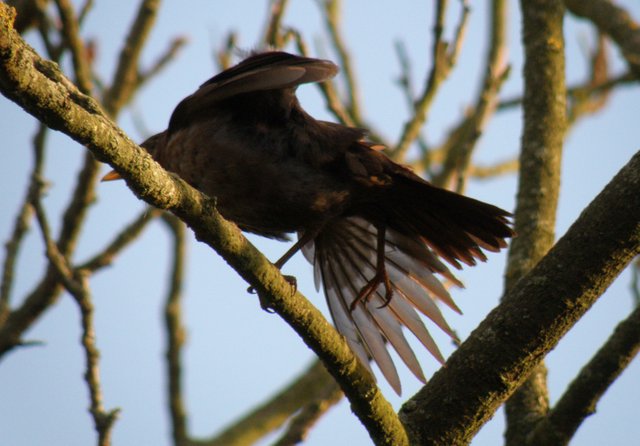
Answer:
[78,0,94,25]
[161,213,189,446]
[291,29,356,127]
[0,123,47,322]
[272,377,343,446]
[319,0,363,124]
[263,0,290,48]
[53,0,92,94]
[468,158,519,179]
[567,33,612,126]
[498,71,635,111]
[200,361,341,446]
[215,31,237,71]
[103,0,161,115]
[137,36,188,88]
[528,304,640,445]
[77,207,160,272]
[72,272,121,446]
[31,179,120,446]
[393,40,433,164]
[392,0,470,162]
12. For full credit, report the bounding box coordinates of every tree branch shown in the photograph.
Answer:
[432,0,509,191]
[200,360,341,446]
[77,207,160,273]
[392,0,470,162]
[528,304,640,445]
[565,0,640,77]
[103,0,160,115]
[161,214,189,446]
[503,0,567,443]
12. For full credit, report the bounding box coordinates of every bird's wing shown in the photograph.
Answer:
[168,52,338,132]
[302,217,461,395]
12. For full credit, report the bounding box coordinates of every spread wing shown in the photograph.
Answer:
[302,217,460,395]
[168,52,338,132]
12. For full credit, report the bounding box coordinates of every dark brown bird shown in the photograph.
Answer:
[105,51,513,394]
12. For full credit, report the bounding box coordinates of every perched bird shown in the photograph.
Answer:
[104,51,513,394]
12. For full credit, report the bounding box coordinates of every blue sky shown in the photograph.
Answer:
[1,1,639,445]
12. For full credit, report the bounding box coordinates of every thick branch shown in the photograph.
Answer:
[399,150,640,444]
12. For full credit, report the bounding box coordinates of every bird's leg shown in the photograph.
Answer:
[350,224,393,312]
[248,228,319,298]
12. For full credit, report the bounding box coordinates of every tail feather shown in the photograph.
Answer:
[389,175,513,270]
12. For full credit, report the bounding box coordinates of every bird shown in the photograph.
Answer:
[103,51,513,394]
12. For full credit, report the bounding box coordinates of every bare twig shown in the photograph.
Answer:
[318,0,363,124]
[263,0,290,48]
[31,180,120,446]
[432,0,509,191]
[567,33,612,126]
[201,361,341,446]
[215,32,237,71]
[77,0,94,25]
[72,272,120,446]
[103,0,161,115]
[137,36,188,88]
[272,376,343,446]
[161,213,189,446]
[290,29,356,127]
[393,40,432,164]
[53,0,92,93]
[499,70,635,110]
[0,123,47,323]
[392,0,470,162]
[469,158,519,179]
[77,207,160,272]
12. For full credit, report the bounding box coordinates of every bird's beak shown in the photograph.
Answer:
[101,170,122,181]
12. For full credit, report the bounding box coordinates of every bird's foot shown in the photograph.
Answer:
[349,271,394,312]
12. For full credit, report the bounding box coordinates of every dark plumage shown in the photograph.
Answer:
[107,51,513,394]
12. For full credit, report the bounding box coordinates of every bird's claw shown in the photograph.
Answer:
[248,274,298,313]
[349,271,394,312]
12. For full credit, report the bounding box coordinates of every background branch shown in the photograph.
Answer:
[503,0,566,443]
[528,304,640,445]
[565,0,640,76]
